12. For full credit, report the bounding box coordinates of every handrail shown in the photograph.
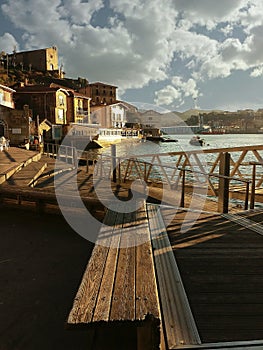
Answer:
[95,153,252,213]
[43,143,258,213]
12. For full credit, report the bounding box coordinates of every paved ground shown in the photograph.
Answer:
[0,208,94,350]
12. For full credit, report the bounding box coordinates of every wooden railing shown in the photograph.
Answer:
[92,145,263,213]
[43,143,263,213]
[44,143,78,167]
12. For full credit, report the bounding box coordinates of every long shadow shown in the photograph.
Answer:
[164,209,263,343]
[3,150,16,162]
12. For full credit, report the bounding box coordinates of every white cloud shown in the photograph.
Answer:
[172,29,219,63]
[250,65,263,77]
[239,0,263,31]
[220,24,234,37]
[57,0,104,25]
[1,0,177,90]
[174,0,248,29]
[0,32,19,52]
[1,0,263,110]
[154,77,201,107]
[154,85,182,106]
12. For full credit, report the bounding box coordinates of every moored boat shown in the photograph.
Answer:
[189,136,205,146]
[98,127,142,142]
[142,127,177,142]
[200,128,225,135]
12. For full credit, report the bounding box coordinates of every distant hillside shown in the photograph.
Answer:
[174,109,223,121]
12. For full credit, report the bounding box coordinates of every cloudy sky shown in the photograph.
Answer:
[1,0,263,112]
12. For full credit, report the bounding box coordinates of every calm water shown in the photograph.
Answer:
[96,133,263,158]
[84,134,263,208]
[85,133,263,182]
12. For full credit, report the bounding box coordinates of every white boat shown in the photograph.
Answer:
[98,128,142,141]
[189,136,205,146]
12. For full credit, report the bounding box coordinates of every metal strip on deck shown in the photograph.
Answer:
[222,213,263,236]
[172,338,263,349]
[147,204,201,348]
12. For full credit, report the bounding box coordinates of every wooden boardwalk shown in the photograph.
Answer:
[162,207,263,345]
[0,147,41,184]
[0,147,223,214]
[1,147,263,348]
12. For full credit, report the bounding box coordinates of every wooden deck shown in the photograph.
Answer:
[1,147,263,348]
[162,207,263,346]
[0,147,41,184]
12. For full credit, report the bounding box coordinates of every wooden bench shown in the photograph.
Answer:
[66,201,162,350]
[66,201,201,349]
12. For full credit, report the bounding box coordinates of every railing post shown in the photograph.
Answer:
[86,152,89,173]
[65,146,68,164]
[250,163,256,209]
[118,157,121,183]
[180,168,185,208]
[218,152,230,213]
[74,147,78,168]
[244,181,249,210]
[111,144,117,183]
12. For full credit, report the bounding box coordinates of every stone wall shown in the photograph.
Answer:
[0,105,33,145]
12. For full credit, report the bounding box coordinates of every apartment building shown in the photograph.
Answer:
[14,84,92,126]
[0,84,32,144]
[88,82,117,106]
[90,102,128,128]
[0,83,15,109]
[14,85,69,125]
[66,90,91,124]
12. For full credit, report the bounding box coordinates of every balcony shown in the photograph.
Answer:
[76,108,89,117]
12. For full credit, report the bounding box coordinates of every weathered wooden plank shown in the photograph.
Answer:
[92,212,123,323]
[67,210,118,326]
[110,211,136,321]
[135,202,160,320]
[135,202,162,349]
[67,244,109,325]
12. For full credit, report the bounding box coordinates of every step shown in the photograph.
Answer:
[6,160,48,187]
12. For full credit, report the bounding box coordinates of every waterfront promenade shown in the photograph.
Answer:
[1,147,263,349]
[0,147,41,184]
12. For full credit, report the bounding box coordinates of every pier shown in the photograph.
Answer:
[0,145,263,349]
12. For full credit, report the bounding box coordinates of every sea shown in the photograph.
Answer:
[86,133,263,208]
[88,133,263,161]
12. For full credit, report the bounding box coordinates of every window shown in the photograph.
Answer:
[58,95,64,106]
[58,109,64,122]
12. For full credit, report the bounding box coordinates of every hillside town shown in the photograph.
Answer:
[1,46,263,148]
[0,46,140,147]
[1,46,263,350]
